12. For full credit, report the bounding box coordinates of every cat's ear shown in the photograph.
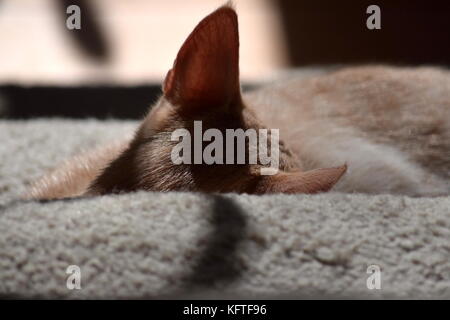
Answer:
[256,165,347,194]
[163,5,241,111]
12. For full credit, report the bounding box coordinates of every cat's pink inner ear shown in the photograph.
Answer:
[258,165,347,194]
[163,6,240,109]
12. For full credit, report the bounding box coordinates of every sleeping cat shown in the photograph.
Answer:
[28,5,450,200]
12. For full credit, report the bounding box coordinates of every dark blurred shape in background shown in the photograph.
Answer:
[0,0,449,119]
[56,0,110,63]
[277,0,450,66]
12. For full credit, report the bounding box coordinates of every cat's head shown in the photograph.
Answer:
[88,5,346,195]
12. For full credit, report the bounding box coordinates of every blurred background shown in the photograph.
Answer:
[0,0,449,118]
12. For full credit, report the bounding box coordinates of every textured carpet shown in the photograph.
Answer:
[1,119,450,299]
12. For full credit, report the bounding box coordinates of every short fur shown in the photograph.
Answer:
[28,5,449,200]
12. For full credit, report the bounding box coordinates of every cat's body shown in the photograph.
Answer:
[248,65,450,196]
[28,6,450,200]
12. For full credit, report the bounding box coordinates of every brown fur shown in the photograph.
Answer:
[254,66,450,178]
[28,5,449,200]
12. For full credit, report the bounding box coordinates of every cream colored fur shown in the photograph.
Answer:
[247,65,450,196]
[29,65,449,199]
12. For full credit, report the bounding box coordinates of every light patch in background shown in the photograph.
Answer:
[0,0,288,85]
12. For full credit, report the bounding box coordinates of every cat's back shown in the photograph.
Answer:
[248,65,450,127]
[245,65,450,195]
